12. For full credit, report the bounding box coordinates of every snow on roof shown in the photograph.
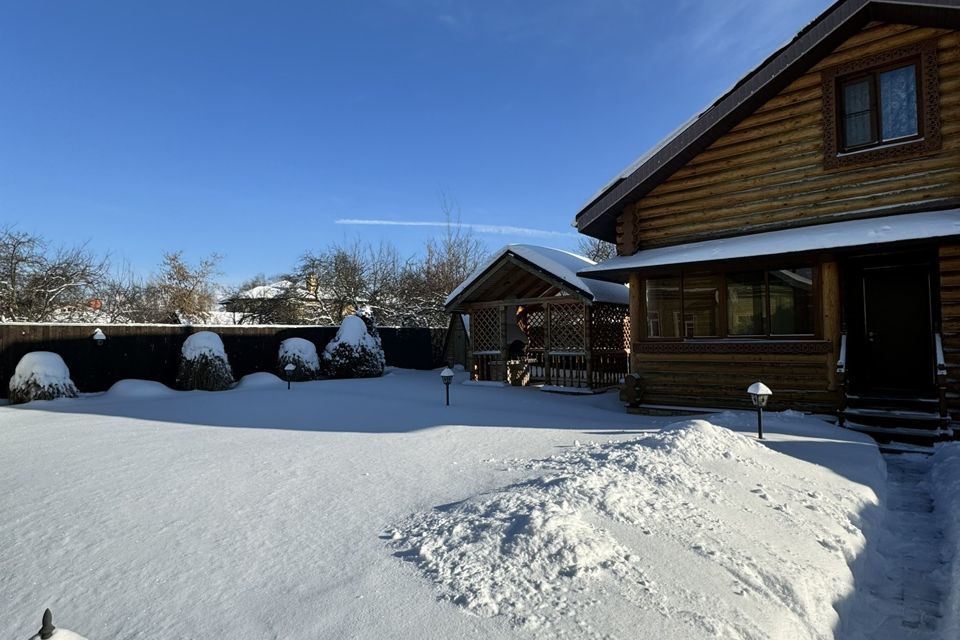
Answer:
[579,209,960,280]
[446,244,629,307]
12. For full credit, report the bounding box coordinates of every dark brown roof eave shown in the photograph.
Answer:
[575,0,960,242]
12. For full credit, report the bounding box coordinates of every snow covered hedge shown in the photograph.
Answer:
[277,337,321,381]
[8,352,79,404]
[323,315,385,378]
[176,331,234,391]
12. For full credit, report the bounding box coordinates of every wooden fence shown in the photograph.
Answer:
[0,323,446,398]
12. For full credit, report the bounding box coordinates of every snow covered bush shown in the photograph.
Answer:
[322,315,385,378]
[277,337,321,381]
[176,331,234,391]
[8,351,79,404]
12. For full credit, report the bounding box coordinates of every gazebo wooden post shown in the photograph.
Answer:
[584,304,593,389]
[466,307,476,380]
[500,303,509,383]
[544,304,552,385]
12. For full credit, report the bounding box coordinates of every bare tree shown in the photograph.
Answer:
[411,197,486,325]
[577,236,617,262]
[96,262,163,323]
[296,241,367,324]
[0,226,107,322]
[153,252,222,324]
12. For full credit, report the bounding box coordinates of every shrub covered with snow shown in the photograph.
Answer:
[8,352,79,404]
[323,315,385,378]
[176,331,234,391]
[277,337,321,381]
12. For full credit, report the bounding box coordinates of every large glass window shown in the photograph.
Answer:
[768,268,815,335]
[726,271,766,335]
[645,276,680,338]
[683,272,720,337]
[643,266,817,339]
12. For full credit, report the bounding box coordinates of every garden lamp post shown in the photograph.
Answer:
[91,328,106,347]
[284,363,295,390]
[440,367,454,406]
[747,382,772,440]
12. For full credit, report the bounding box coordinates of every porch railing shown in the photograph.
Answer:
[936,332,948,422]
[836,333,848,427]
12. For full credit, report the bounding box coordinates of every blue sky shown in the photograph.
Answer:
[1,0,833,284]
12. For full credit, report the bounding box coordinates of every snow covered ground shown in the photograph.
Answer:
[0,368,941,639]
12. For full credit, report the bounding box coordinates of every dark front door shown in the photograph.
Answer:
[853,262,934,393]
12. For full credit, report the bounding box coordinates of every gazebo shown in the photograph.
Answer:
[445,245,630,390]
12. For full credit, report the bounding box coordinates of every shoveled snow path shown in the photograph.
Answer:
[839,454,947,639]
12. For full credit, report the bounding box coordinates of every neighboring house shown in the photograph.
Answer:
[445,244,629,391]
[219,280,307,325]
[575,0,960,438]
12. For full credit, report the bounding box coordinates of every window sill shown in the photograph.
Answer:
[634,340,832,355]
[824,135,940,170]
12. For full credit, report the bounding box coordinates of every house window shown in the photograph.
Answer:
[822,40,940,169]
[839,63,918,150]
[644,266,817,340]
[645,276,680,338]
[682,272,720,337]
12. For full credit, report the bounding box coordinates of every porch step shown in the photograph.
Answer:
[842,421,951,440]
[846,393,939,407]
[842,407,944,423]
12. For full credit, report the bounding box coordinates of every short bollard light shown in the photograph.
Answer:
[440,367,454,406]
[91,328,106,347]
[747,381,772,440]
[284,363,296,390]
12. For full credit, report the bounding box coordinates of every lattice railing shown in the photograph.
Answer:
[548,303,585,352]
[471,307,502,353]
[520,305,546,350]
[590,303,629,351]
[470,306,503,382]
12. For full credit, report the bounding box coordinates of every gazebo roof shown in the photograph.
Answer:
[445,245,629,311]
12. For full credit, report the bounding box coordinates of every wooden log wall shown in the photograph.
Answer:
[617,24,960,254]
[940,244,960,420]
[632,350,839,412]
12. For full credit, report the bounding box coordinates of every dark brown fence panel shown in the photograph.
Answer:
[0,324,446,398]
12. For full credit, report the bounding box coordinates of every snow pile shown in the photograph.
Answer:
[235,372,284,389]
[8,352,78,404]
[277,337,320,381]
[106,379,175,398]
[176,331,234,391]
[390,420,881,637]
[932,443,960,637]
[323,315,385,378]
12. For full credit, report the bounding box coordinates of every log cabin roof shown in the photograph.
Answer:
[577,207,960,282]
[574,0,960,243]
[444,244,629,310]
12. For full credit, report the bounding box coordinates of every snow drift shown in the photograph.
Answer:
[8,352,78,404]
[390,420,882,638]
[932,443,960,637]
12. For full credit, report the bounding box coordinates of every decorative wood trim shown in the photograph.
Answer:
[634,340,833,355]
[822,39,941,170]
